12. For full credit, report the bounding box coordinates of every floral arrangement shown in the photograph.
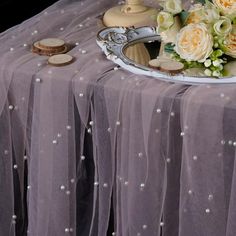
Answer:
[156,0,236,77]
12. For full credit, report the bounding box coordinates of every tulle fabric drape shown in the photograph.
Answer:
[1,0,236,235]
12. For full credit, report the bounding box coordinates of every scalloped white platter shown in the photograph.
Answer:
[96,26,236,85]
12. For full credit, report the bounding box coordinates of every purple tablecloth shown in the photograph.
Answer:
[1,0,236,235]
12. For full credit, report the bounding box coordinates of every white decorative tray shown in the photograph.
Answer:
[96,26,236,85]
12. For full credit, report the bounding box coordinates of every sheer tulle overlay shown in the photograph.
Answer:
[0,0,236,235]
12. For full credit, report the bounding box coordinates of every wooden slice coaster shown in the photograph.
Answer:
[38,38,65,50]
[159,61,184,74]
[149,57,184,74]
[148,57,170,69]
[48,54,74,66]
[32,42,68,56]
[32,38,68,56]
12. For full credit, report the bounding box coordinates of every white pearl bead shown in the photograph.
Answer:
[142,225,147,229]
[23,43,28,47]
[81,50,87,54]
[124,181,129,186]
[228,140,233,145]
[79,24,83,27]
[66,125,72,130]
[70,179,75,183]
[116,121,121,126]
[138,152,143,158]
[94,182,99,186]
[220,93,225,98]
[156,108,161,113]
[52,140,58,145]
[112,233,116,236]
[10,47,14,51]
[66,190,70,195]
[75,42,79,46]
[103,183,108,188]
[60,185,65,190]
[160,222,164,226]
[9,105,14,110]
[12,215,17,220]
[12,220,16,224]
[27,185,31,190]
[89,121,94,126]
[13,165,18,169]
[205,208,210,214]
[60,27,64,31]
[137,233,141,236]
[35,78,41,83]
[79,93,84,97]
[107,127,112,132]
[221,140,226,145]
[234,142,236,147]
[114,67,119,71]
[69,228,73,232]
[24,155,27,160]
[81,155,85,160]
[65,228,70,233]
[4,150,9,155]
[208,194,213,201]
[34,30,38,34]
[170,112,175,117]
[188,190,193,195]
[166,158,171,163]
[180,132,185,136]
[193,155,198,161]
[57,133,62,138]
[140,183,145,188]
[87,128,92,134]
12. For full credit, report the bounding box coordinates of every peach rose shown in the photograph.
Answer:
[175,23,214,62]
[224,27,236,58]
[212,0,236,15]
[186,4,205,24]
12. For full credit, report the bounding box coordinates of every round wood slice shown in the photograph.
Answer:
[148,57,170,69]
[32,42,68,56]
[48,54,74,66]
[159,61,184,74]
[38,38,65,50]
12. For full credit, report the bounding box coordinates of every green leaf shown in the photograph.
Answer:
[179,11,189,25]
[164,43,175,54]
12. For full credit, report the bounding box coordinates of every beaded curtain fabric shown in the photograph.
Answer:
[0,0,236,235]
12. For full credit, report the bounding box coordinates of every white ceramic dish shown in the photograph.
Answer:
[96,26,236,85]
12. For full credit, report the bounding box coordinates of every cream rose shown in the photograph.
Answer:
[224,27,236,58]
[213,0,236,16]
[175,23,214,62]
[157,11,174,33]
[164,0,182,15]
[213,17,232,36]
[204,1,220,23]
